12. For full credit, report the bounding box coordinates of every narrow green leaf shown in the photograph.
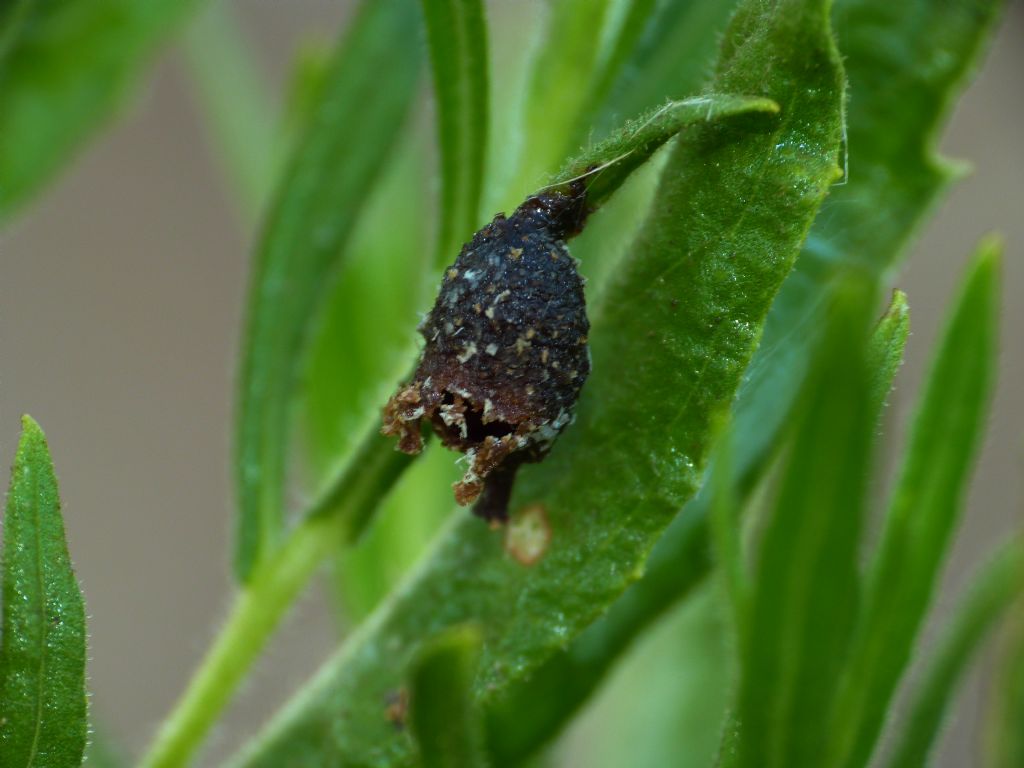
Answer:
[84,720,129,768]
[986,597,1024,768]
[511,0,615,195]
[181,0,281,223]
[227,0,844,763]
[867,289,910,421]
[709,427,747,644]
[579,0,659,120]
[421,0,490,264]
[0,416,87,766]
[0,0,34,62]
[588,0,741,143]
[727,0,1009,539]
[411,626,489,768]
[233,0,420,582]
[496,0,1006,753]
[733,281,875,768]
[0,0,204,219]
[885,537,1024,768]
[828,237,1002,768]
[552,94,779,209]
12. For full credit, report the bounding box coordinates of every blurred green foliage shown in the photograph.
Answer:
[0,1,1017,767]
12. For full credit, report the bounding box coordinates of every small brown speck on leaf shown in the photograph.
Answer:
[385,688,409,730]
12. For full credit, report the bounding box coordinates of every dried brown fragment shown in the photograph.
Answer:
[505,504,552,565]
[384,688,409,730]
[381,182,591,522]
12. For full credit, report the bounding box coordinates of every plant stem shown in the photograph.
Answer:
[138,514,340,768]
[139,431,415,768]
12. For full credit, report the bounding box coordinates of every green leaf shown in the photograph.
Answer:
[560,585,733,768]
[84,720,129,768]
[227,0,844,763]
[885,537,1024,768]
[510,0,615,197]
[827,237,1002,768]
[0,416,87,766]
[180,0,281,223]
[732,281,876,768]
[0,0,34,62]
[987,597,1024,768]
[708,426,747,644]
[578,0,659,120]
[421,0,490,264]
[590,0,741,139]
[552,94,780,209]
[0,0,203,219]
[867,289,909,421]
[410,625,489,768]
[498,0,1005,753]
[233,0,420,582]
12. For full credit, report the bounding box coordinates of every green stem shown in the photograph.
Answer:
[139,514,340,768]
[139,431,414,768]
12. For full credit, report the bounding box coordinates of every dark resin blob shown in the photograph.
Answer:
[382,185,590,522]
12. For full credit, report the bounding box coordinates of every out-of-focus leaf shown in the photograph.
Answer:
[591,0,740,138]
[180,0,280,222]
[885,537,1024,768]
[0,0,204,219]
[511,0,615,197]
[552,94,779,208]
[732,281,875,768]
[0,416,87,765]
[226,0,843,763]
[300,124,429,487]
[557,584,732,768]
[334,441,459,623]
[421,0,490,263]
[580,0,658,120]
[84,721,129,768]
[495,0,1006,753]
[867,290,909,420]
[827,238,1002,768]
[233,0,420,582]
[709,427,746,642]
[987,597,1024,768]
[727,0,1008,535]
[0,0,34,62]
[410,625,489,768]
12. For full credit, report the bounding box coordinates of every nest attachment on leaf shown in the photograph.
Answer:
[382,184,591,522]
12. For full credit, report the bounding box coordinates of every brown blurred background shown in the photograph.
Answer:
[0,2,1021,765]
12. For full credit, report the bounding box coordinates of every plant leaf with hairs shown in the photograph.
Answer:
[485,2,1007,757]
[0,417,87,766]
[226,0,844,764]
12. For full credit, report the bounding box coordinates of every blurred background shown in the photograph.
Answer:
[0,1,1021,765]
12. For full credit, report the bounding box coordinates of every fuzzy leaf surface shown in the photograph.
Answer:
[490,1,1008,755]
[0,417,87,766]
[228,0,844,764]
